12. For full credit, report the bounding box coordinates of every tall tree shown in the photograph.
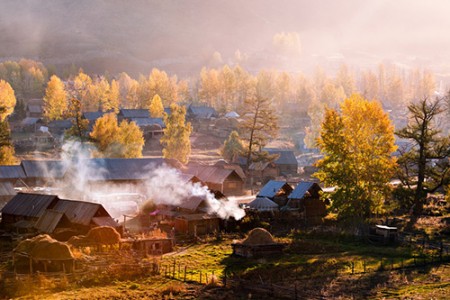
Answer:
[0,114,16,165]
[43,75,67,121]
[0,80,16,121]
[315,94,397,221]
[160,103,192,164]
[239,93,279,170]
[221,130,244,162]
[117,120,144,158]
[149,94,164,118]
[90,113,120,154]
[65,97,89,142]
[396,97,450,214]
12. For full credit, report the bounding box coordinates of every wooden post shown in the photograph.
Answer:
[29,256,33,274]
[178,263,181,279]
[172,260,176,279]
[200,271,202,283]
[363,260,366,273]
[351,262,354,274]
[184,266,187,282]
[212,271,215,284]
[223,271,227,287]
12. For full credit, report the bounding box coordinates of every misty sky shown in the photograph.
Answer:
[1,0,450,75]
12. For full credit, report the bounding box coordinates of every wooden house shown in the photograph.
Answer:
[82,111,106,130]
[184,163,245,195]
[35,199,119,237]
[248,161,279,184]
[186,105,218,132]
[286,182,326,224]
[0,193,60,229]
[47,119,72,138]
[264,148,298,175]
[256,180,293,207]
[26,99,43,118]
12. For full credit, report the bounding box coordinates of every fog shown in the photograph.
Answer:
[1,0,450,76]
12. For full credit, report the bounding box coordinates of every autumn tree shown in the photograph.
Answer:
[314,94,397,221]
[149,94,164,118]
[239,93,279,170]
[90,113,144,158]
[65,97,89,142]
[43,75,67,121]
[395,97,450,214]
[221,130,244,162]
[160,104,192,164]
[0,80,16,121]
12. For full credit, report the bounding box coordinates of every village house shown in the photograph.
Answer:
[117,109,165,139]
[264,148,298,175]
[248,160,279,185]
[0,165,26,208]
[184,163,245,195]
[20,160,68,187]
[286,182,326,224]
[256,180,293,207]
[26,99,43,118]
[186,105,218,132]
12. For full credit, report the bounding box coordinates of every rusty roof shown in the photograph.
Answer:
[1,193,59,218]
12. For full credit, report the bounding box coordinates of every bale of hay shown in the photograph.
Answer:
[85,226,120,245]
[241,228,276,245]
[14,234,74,260]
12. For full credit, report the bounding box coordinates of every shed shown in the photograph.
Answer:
[287,182,326,224]
[257,180,293,206]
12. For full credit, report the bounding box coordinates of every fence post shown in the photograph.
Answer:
[173,260,176,279]
[200,271,202,284]
[223,271,227,287]
[212,271,215,284]
[184,266,187,282]
[351,262,354,275]
[178,263,181,279]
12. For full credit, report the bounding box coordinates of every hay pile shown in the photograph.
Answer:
[14,234,74,260]
[85,226,121,245]
[241,228,276,245]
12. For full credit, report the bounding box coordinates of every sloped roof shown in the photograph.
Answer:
[176,213,219,221]
[225,111,240,118]
[0,182,16,196]
[1,193,59,218]
[82,158,173,181]
[83,111,105,121]
[21,160,68,179]
[187,105,217,119]
[264,148,298,166]
[185,164,244,184]
[48,119,73,129]
[288,182,322,199]
[53,199,109,227]
[21,117,41,126]
[92,216,119,227]
[27,104,42,114]
[178,196,206,212]
[119,109,150,118]
[257,180,293,198]
[130,117,165,128]
[248,197,279,211]
[0,165,26,180]
[34,209,65,233]
[249,161,272,171]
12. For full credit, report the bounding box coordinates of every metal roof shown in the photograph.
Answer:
[178,196,206,212]
[248,197,279,211]
[0,182,16,196]
[130,117,165,128]
[83,158,170,181]
[0,165,26,180]
[184,164,244,184]
[187,105,217,119]
[21,117,41,126]
[34,209,65,233]
[83,111,105,121]
[257,180,293,198]
[92,216,119,227]
[21,160,68,179]
[53,199,110,226]
[1,193,59,218]
[288,182,322,199]
[264,148,298,166]
[119,109,150,119]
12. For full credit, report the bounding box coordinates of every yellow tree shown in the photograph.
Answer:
[149,94,164,118]
[118,120,144,158]
[315,94,397,221]
[43,75,68,121]
[0,80,16,121]
[90,113,120,154]
[160,104,192,164]
[73,71,92,109]
[107,79,120,113]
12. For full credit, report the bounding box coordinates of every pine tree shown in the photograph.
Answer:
[160,103,192,164]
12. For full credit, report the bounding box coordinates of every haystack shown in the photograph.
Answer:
[241,228,276,245]
[14,234,74,260]
[67,235,87,247]
[85,226,121,245]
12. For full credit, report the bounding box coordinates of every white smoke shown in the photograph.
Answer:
[41,140,245,220]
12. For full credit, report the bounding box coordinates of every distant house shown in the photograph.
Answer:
[48,119,73,137]
[264,148,298,175]
[118,109,151,120]
[19,117,43,133]
[184,163,245,195]
[256,180,293,207]
[82,111,106,130]
[118,109,165,138]
[26,99,43,118]
[186,105,218,132]
[286,182,326,224]
[248,161,279,184]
